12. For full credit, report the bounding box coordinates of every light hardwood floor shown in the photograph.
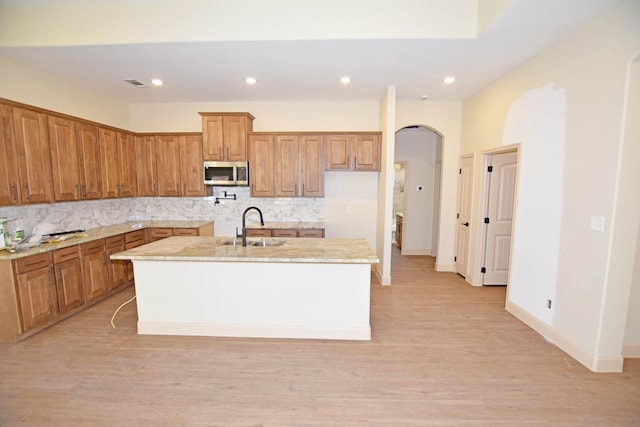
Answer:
[1,247,639,426]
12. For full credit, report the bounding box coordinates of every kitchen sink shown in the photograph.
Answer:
[221,238,286,247]
[249,239,286,247]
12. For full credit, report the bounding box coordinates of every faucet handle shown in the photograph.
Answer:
[236,227,242,238]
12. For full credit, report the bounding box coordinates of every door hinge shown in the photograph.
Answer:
[456,213,459,219]
[487,166,493,172]
[459,168,462,174]
[454,256,457,262]
[481,267,486,273]
[484,217,490,224]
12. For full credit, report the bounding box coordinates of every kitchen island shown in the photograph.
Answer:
[111,236,379,340]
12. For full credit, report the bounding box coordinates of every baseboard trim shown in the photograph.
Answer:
[506,301,624,373]
[373,264,391,285]
[401,249,432,256]
[623,342,640,358]
[138,321,372,341]
[435,262,454,272]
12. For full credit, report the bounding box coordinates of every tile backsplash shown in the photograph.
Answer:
[0,187,325,238]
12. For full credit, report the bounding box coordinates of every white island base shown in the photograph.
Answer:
[132,260,372,340]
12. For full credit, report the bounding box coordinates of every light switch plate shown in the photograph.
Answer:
[590,215,605,232]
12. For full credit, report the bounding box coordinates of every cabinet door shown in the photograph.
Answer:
[179,135,205,197]
[353,134,381,171]
[274,135,299,197]
[54,252,85,314]
[223,116,248,161]
[12,107,53,204]
[0,104,20,205]
[117,132,137,197]
[106,236,128,290]
[202,115,224,160]
[76,122,103,199]
[325,135,352,170]
[135,135,157,196]
[81,240,109,302]
[246,229,272,237]
[125,230,146,281]
[99,128,120,198]
[173,228,198,236]
[16,266,58,331]
[147,228,173,242]
[248,134,275,197]
[300,135,324,197]
[48,116,80,201]
[156,135,181,196]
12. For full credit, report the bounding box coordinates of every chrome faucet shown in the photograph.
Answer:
[236,206,264,247]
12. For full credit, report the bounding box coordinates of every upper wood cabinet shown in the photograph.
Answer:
[75,122,103,199]
[155,134,204,197]
[248,133,275,197]
[48,117,105,201]
[135,135,157,196]
[274,134,324,197]
[200,113,254,161]
[12,107,54,204]
[0,104,20,206]
[48,115,80,201]
[326,133,381,171]
[179,134,205,197]
[101,129,137,199]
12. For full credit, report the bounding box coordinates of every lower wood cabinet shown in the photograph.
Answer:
[106,235,128,291]
[81,239,110,303]
[125,230,146,282]
[53,245,85,314]
[14,252,58,331]
[147,224,214,242]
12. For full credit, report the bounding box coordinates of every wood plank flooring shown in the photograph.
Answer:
[1,247,639,426]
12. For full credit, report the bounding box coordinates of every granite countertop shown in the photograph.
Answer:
[246,221,325,230]
[0,220,213,261]
[111,236,379,265]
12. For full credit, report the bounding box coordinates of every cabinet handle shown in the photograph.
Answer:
[11,184,18,201]
[82,184,87,198]
[24,184,30,200]
[218,147,222,158]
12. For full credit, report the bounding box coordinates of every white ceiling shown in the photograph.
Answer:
[0,0,619,103]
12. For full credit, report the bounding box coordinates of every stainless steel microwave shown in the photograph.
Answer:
[203,161,249,186]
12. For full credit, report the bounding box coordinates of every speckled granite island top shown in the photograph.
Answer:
[111,236,379,264]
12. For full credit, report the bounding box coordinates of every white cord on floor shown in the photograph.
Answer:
[110,294,137,329]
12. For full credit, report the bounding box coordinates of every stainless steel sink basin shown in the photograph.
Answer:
[221,238,243,246]
[221,238,286,247]
[249,238,286,247]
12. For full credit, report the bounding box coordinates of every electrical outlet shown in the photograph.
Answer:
[547,299,552,309]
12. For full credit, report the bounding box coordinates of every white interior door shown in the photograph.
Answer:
[455,156,473,277]
[483,152,517,285]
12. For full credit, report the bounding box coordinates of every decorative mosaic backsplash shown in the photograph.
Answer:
[0,187,325,238]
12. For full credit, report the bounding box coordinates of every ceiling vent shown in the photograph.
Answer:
[122,78,148,88]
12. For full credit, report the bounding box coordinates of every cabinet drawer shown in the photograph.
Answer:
[53,245,80,264]
[272,229,298,238]
[297,229,325,238]
[125,230,146,245]
[14,252,52,274]
[246,229,272,237]
[105,235,125,248]
[81,239,105,255]
[173,228,198,236]
[148,228,173,238]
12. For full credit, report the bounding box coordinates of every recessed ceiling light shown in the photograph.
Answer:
[443,76,456,84]
[245,77,257,85]
[340,76,351,84]
[151,79,164,86]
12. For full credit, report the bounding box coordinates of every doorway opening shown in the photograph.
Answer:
[392,126,443,266]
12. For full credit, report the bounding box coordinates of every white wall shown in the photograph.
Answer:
[394,128,438,255]
[395,101,462,271]
[460,0,640,371]
[0,56,129,129]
